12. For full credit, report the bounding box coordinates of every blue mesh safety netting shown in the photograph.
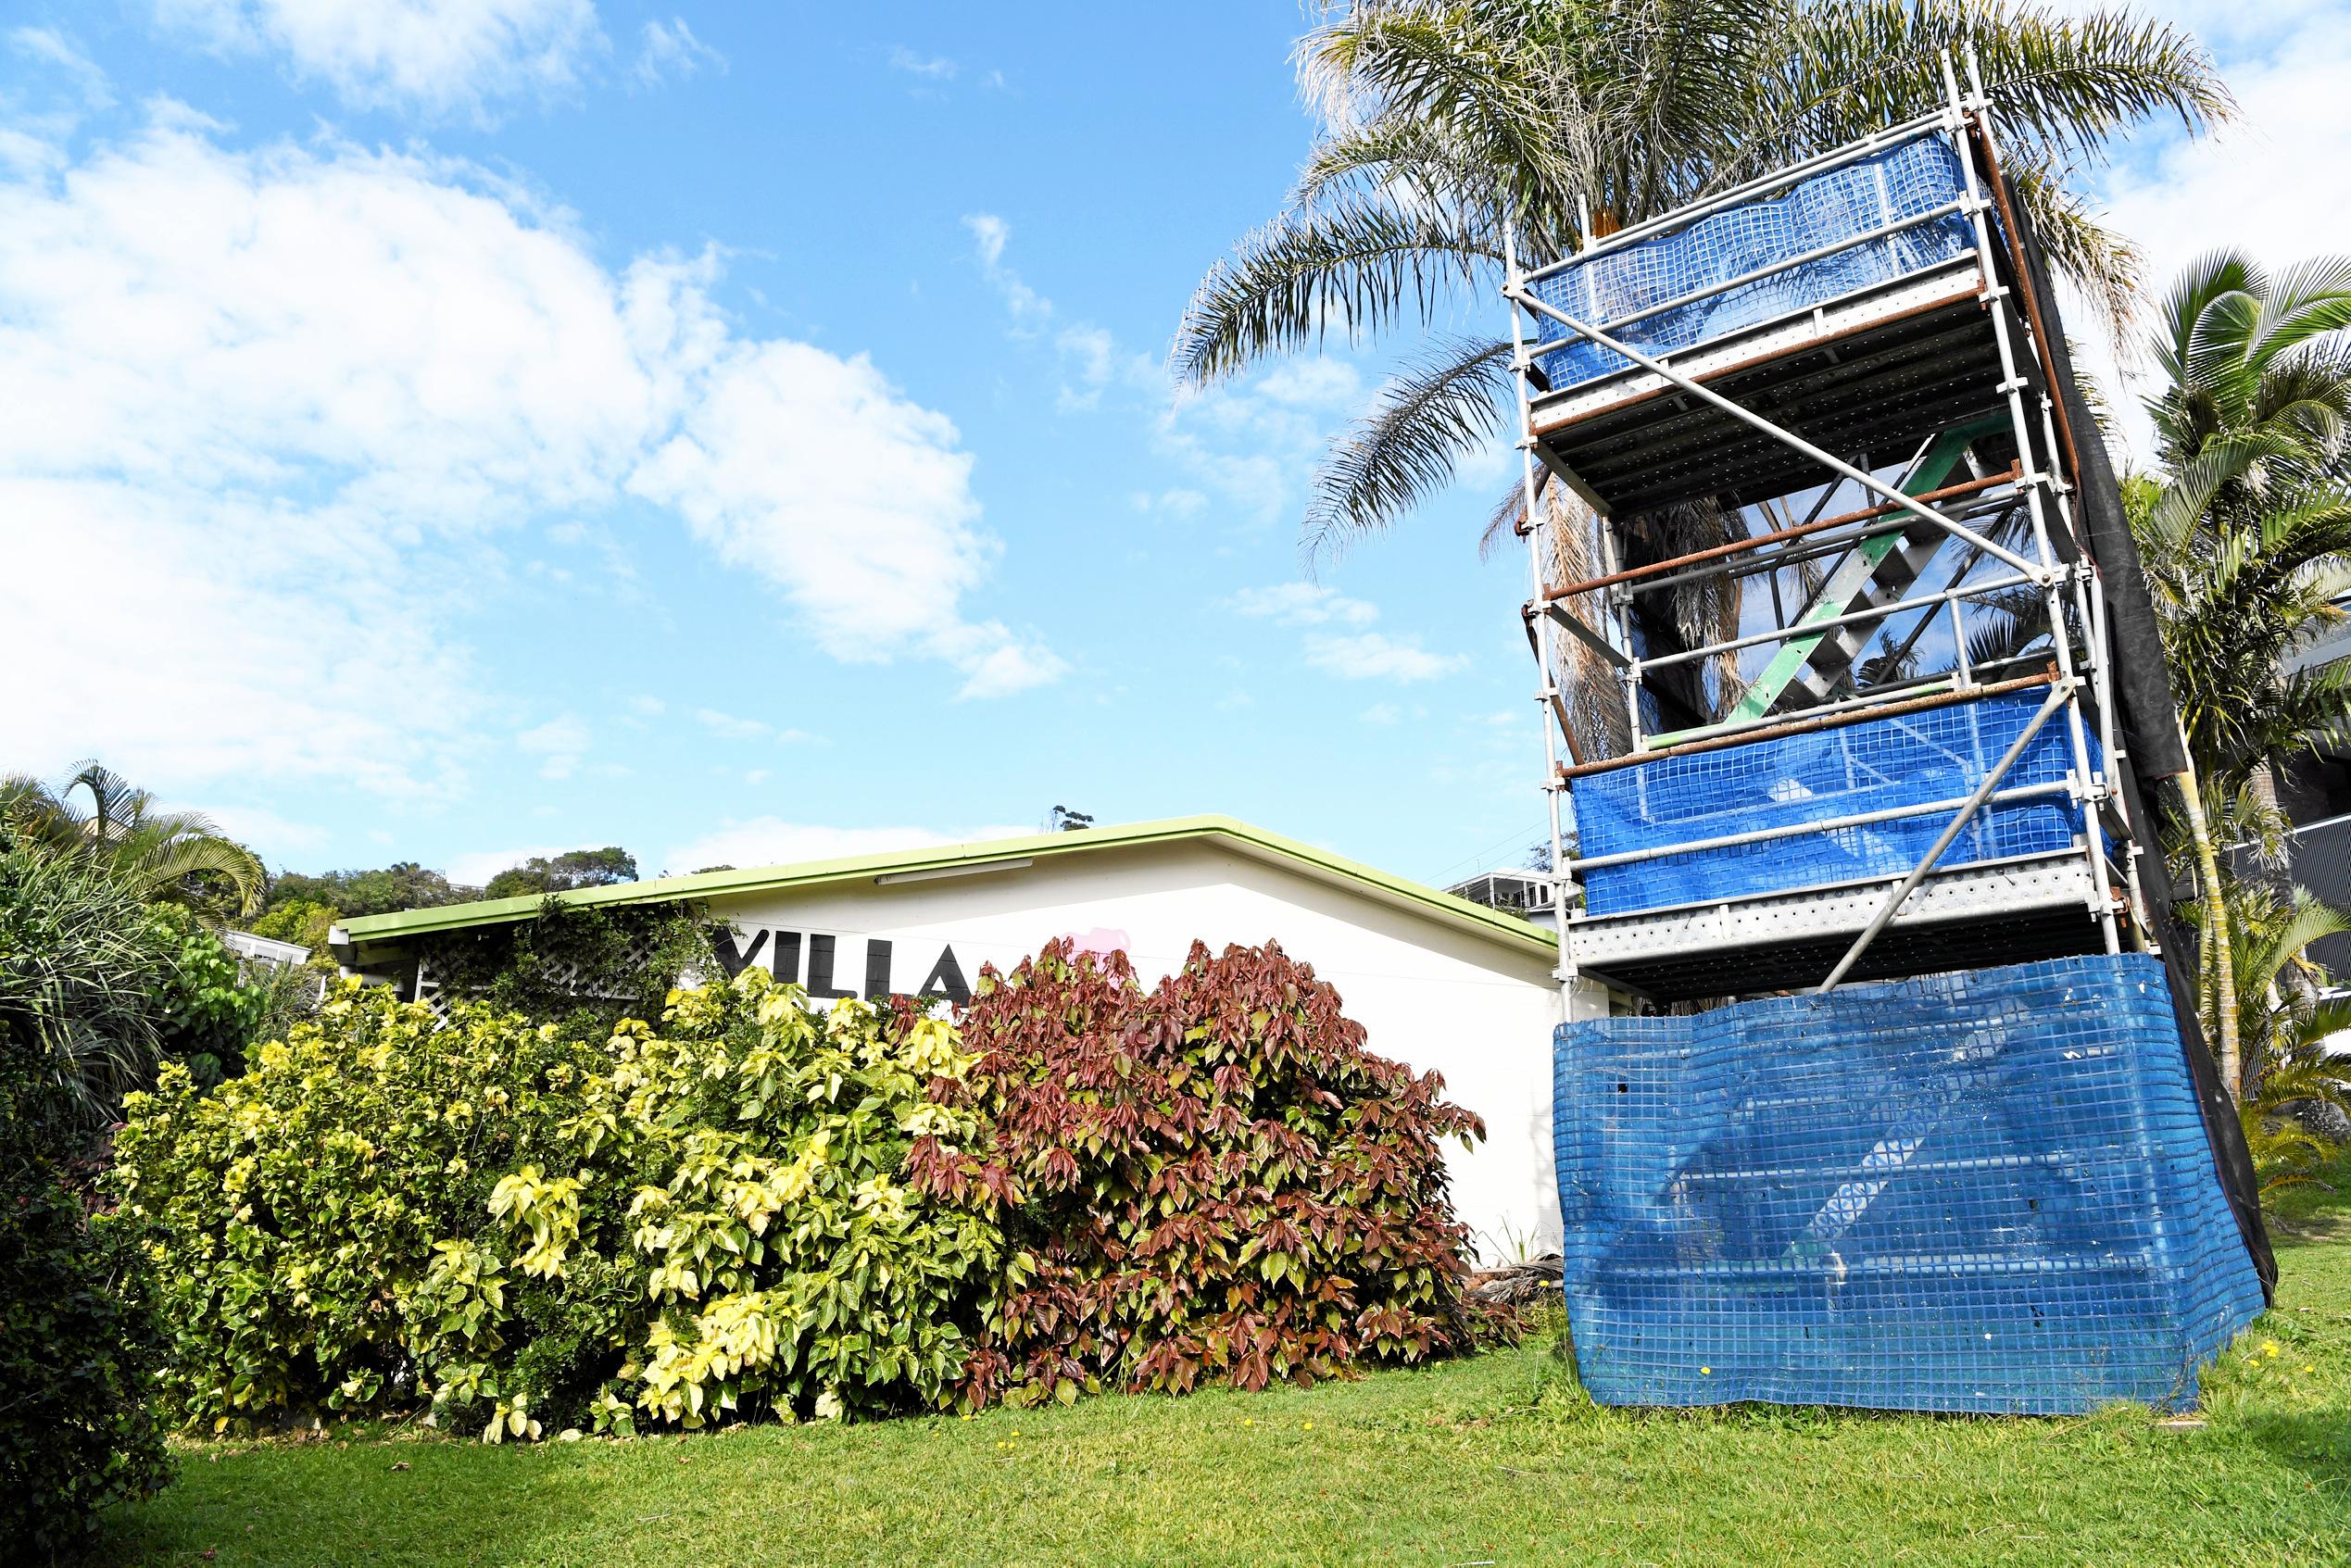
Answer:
[1576,690,2089,916]
[1530,132,1975,394]
[1552,954,2266,1413]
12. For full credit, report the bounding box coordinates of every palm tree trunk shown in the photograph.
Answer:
[2175,747,2241,1099]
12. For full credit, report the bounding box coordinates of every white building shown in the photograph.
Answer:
[333,815,1604,1261]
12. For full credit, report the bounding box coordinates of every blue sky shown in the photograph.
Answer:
[7,2,2349,894]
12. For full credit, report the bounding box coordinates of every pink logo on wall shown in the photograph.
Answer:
[1058,926,1131,960]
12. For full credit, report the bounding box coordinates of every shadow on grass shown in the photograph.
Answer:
[2232,1407,2351,1480]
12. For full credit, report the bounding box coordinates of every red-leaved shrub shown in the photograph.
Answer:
[907,937,1515,1405]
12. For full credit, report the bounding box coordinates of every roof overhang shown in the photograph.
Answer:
[331,815,1559,966]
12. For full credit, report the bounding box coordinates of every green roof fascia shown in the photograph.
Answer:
[333,813,1557,960]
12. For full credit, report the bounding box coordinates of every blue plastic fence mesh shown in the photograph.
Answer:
[1530,132,1976,393]
[1575,690,2089,917]
[1553,954,2266,1413]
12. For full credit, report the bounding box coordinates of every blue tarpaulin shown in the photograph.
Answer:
[1531,132,1976,393]
[1574,691,2089,916]
[1552,954,2265,1413]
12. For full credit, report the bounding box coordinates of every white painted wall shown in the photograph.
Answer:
[700,837,1600,1264]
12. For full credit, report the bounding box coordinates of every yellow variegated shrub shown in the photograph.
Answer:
[113,970,1000,1437]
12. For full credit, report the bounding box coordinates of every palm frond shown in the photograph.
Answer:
[1304,336,1515,559]
[1174,197,1496,386]
[1297,2,1589,224]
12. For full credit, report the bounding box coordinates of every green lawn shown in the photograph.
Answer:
[103,1176,2351,1568]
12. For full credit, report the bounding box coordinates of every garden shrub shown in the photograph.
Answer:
[147,902,270,1085]
[118,939,1512,1440]
[113,969,1000,1437]
[0,846,173,1558]
[920,938,1513,1405]
[0,1113,170,1562]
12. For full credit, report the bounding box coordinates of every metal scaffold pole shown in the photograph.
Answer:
[1504,215,1578,1000]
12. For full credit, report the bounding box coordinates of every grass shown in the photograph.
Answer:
[103,1173,2351,1568]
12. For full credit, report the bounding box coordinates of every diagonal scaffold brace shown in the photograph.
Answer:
[1811,677,2077,996]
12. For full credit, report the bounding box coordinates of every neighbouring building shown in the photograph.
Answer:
[330,815,1600,1261]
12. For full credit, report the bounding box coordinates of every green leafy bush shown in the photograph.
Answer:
[147,903,267,1085]
[118,940,1510,1442]
[0,1126,170,1562]
[114,969,1000,1436]
[917,938,1513,1405]
[0,844,174,1558]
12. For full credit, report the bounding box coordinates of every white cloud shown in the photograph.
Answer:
[633,17,723,89]
[628,336,1066,697]
[695,707,769,741]
[1362,701,1402,725]
[1251,359,1364,409]
[662,818,1032,874]
[2,29,113,178]
[962,211,1050,323]
[10,27,113,111]
[201,802,331,858]
[1303,632,1468,683]
[962,214,1163,413]
[518,714,589,778]
[689,718,823,746]
[963,211,1008,268]
[886,46,958,81]
[5,479,481,797]
[1226,581,1464,683]
[153,0,606,122]
[1230,582,1379,627]
[2,116,1058,797]
[1153,360,1364,524]
[1130,487,1207,518]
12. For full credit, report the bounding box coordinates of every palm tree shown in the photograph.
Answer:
[2212,882,2351,1187]
[2227,884,2351,1088]
[1176,0,2231,558]
[2141,251,2351,792]
[0,762,266,917]
[2129,252,2351,1093]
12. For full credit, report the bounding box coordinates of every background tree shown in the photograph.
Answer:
[484,847,639,900]
[245,897,337,953]
[2139,252,2351,796]
[2208,882,2351,1189]
[261,861,479,920]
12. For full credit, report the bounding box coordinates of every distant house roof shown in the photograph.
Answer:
[333,814,1557,962]
[220,928,313,967]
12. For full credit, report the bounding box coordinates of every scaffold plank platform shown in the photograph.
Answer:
[1530,264,1999,518]
[1565,850,2106,1000]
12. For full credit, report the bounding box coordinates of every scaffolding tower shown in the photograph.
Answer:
[1512,50,2272,1414]
[1505,51,2149,1005]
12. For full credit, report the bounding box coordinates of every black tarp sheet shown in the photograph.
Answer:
[1995,157,2277,1298]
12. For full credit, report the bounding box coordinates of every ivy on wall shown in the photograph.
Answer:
[410,898,718,1029]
